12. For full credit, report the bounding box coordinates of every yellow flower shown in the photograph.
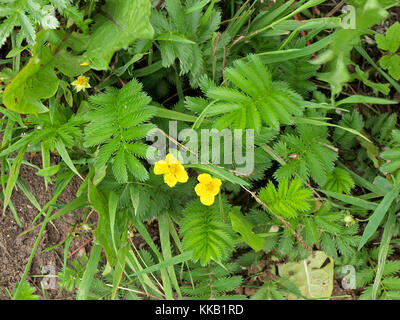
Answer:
[71,75,90,92]
[344,214,355,227]
[154,153,188,188]
[195,173,222,206]
[80,61,90,67]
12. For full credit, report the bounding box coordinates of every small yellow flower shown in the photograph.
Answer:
[344,214,355,227]
[195,173,222,206]
[71,75,90,92]
[154,153,188,188]
[80,61,90,67]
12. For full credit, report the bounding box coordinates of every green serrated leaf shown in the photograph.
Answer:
[83,0,154,70]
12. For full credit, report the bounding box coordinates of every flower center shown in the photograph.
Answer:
[76,77,87,86]
[206,183,215,192]
[168,164,178,175]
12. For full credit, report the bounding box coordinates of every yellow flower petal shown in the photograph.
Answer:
[209,177,222,196]
[195,175,222,205]
[154,160,168,175]
[154,153,188,187]
[166,153,179,165]
[175,165,188,183]
[195,183,208,197]
[72,76,90,92]
[197,173,212,184]
[212,177,222,188]
[164,173,177,188]
[200,194,215,206]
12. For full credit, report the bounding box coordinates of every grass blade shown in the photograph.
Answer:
[3,145,26,213]
[159,213,182,299]
[372,210,396,299]
[111,244,128,300]
[335,95,398,107]
[358,188,399,250]
[76,244,102,300]
[108,191,119,252]
[16,178,42,212]
[55,141,83,180]
[131,216,173,299]
[132,251,193,276]
[318,189,377,210]
[153,106,197,122]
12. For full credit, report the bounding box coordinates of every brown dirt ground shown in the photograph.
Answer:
[0,154,90,300]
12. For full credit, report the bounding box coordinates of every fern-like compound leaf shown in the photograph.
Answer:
[333,110,364,151]
[322,168,355,194]
[258,178,312,218]
[274,125,338,185]
[198,55,304,132]
[150,0,221,87]
[275,56,319,98]
[180,200,234,266]
[381,147,400,175]
[83,79,156,183]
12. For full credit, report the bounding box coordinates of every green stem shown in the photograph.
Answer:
[355,46,400,93]
[174,64,184,101]
[11,30,20,73]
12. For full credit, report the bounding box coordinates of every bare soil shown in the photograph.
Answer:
[0,154,89,299]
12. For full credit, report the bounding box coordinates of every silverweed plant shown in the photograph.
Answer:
[1,0,400,301]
